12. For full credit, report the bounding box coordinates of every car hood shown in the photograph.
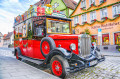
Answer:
[48,34,79,40]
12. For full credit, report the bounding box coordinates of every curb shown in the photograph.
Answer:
[104,55,120,57]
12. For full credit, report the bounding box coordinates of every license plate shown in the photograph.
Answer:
[89,60,97,66]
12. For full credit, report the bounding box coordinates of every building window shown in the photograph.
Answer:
[114,32,120,45]
[99,0,106,4]
[81,0,86,9]
[74,16,79,25]
[81,14,87,24]
[91,35,98,45]
[90,11,96,22]
[102,33,109,45]
[89,0,95,6]
[112,4,120,17]
[100,8,107,20]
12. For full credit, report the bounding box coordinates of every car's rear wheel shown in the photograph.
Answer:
[50,55,69,78]
[15,51,21,60]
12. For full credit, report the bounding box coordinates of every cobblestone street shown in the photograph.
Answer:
[0,48,59,79]
[66,56,120,79]
[0,48,120,79]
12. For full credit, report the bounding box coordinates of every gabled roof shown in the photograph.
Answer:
[4,32,13,40]
[34,0,77,10]
[70,0,81,17]
[3,34,7,39]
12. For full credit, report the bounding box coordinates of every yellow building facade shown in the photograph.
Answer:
[71,0,120,52]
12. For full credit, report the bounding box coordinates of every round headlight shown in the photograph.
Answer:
[70,43,76,50]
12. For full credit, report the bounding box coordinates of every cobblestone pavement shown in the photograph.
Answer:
[66,56,120,79]
[0,48,60,79]
[0,47,120,79]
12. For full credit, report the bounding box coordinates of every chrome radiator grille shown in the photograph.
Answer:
[78,34,91,57]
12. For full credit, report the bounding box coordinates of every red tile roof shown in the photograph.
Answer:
[3,34,7,39]
[34,0,77,10]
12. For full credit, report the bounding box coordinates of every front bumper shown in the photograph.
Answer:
[68,54,105,73]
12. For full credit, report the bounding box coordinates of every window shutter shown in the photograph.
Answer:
[77,16,79,23]
[85,14,87,21]
[81,15,83,24]
[118,5,120,14]
[81,2,83,8]
[89,0,91,6]
[112,6,115,17]
[90,12,92,22]
[74,17,76,25]
[105,8,107,17]
[100,9,102,19]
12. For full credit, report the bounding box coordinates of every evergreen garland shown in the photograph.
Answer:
[74,15,120,27]
[81,1,106,11]
[70,1,120,18]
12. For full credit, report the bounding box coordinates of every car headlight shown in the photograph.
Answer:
[70,43,76,50]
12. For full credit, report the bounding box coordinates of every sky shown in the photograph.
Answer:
[0,0,79,34]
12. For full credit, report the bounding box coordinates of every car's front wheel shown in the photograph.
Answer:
[50,55,70,78]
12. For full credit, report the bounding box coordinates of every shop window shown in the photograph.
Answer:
[91,35,98,45]
[100,8,107,20]
[112,4,120,17]
[74,16,79,25]
[81,0,86,9]
[90,11,96,22]
[81,14,87,24]
[114,32,120,45]
[89,0,95,6]
[102,34,109,45]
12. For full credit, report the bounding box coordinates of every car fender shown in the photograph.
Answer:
[43,48,72,64]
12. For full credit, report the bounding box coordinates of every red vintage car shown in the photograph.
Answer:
[13,15,105,78]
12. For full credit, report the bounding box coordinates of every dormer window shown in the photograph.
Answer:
[90,11,96,22]
[81,0,86,9]
[112,4,120,17]
[89,0,95,6]
[100,8,107,20]
[81,14,87,24]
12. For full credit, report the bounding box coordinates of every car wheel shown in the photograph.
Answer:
[40,37,56,58]
[15,51,21,60]
[50,55,70,78]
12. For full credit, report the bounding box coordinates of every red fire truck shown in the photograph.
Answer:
[13,6,105,78]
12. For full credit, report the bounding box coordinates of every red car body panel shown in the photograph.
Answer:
[14,34,79,60]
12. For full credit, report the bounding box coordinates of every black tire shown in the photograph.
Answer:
[40,37,56,58]
[50,55,70,78]
[15,51,22,61]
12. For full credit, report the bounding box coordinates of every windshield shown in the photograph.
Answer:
[47,19,70,34]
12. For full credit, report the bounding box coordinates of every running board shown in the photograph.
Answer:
[19,56,44,65]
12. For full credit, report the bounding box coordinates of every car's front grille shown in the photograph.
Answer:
[78,34,91,57]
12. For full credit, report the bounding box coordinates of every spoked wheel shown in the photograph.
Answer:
[50,55,70,78]
[41,41,50,55]
[15,51,21,60]
[40,37,56,58]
